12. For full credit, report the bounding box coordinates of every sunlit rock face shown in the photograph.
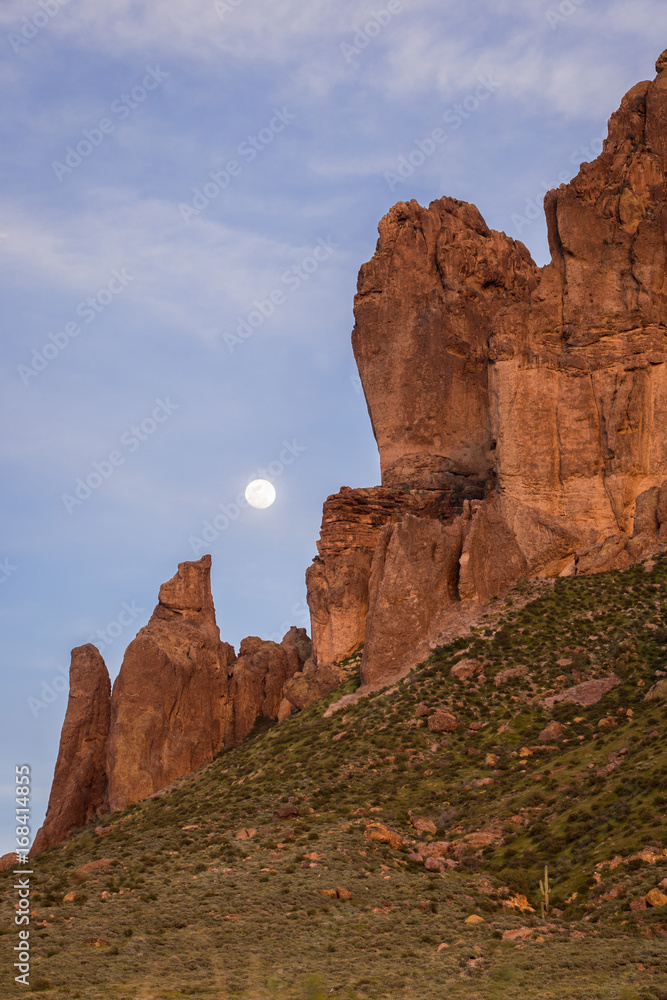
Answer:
[308,53,667,689]
[31,645,111,855]
[35,557,312,847]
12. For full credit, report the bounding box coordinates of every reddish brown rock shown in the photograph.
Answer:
[361,513,466,685]
[106,555,236,812]
[307,486,481,671]
[0,853,17,872]
[31,645,111,855]
[35,555,314,851]
[274,804,299,820]
[543,674,621,709]
[307,54,667,689]
[364,823,404,850]
[352,198,537,490]
[280,627,312,672]
[227,636,301,745]
[538,721,564,743]
[427,711,458,734]
[450,658,484,682]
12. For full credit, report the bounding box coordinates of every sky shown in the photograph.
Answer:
[1,0,665,854]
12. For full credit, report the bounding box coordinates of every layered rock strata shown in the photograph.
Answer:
[308,52,667,688]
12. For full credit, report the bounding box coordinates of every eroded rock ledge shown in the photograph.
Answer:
[306,51,667,690]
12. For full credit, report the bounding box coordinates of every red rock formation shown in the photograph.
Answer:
[31,645,110,854]
[362,514,465,685]
[227,635,301,744]
[106,555,235,811]
[352,199,538,491]
[35,556,313,845]
[306,484,485,670]
[308,52,667,689]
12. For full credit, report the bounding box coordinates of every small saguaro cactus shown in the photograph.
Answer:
[539,865,550,918]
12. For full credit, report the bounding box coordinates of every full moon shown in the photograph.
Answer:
[245,479,276,510]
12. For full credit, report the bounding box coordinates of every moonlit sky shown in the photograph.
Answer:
[0,0,665,852]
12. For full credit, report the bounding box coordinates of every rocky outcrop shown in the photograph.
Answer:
[106,555,236,812]
[352,199,538,491]
[306,484,485,672]
[227,635,302,745]
[35,556,313,849]
[361,514,465,685]
[308,52,667,688]
[31,645,111,855]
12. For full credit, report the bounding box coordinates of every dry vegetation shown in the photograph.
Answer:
[2,556,667,998]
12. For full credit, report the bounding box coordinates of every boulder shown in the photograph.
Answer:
[544,674,621,708]
[450,658,484,682]
[274,805,299,820]
[31,645,111,855]
[410,816,437,835]
[427,711,458,733]
[364,824,404,850]
[538,721,564,743]
[644,678,667,700]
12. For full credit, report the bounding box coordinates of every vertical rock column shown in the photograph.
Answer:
[31,645,111,854]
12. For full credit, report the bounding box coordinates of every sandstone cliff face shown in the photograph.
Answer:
[361,514,465,686]
[306,483,486,670]
[106,555,236,812]
[35,557,313,849]
[227,635,302,745]
[31,646,111,855]
[308,52,667,689]
[489,66,667,574]
[352,198,538,491]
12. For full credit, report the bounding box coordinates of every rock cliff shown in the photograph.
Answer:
[34,53,667,854]
[106,555,236,811]
[33,556,310,849]
[31,645,111,854]
[307,51,667,689]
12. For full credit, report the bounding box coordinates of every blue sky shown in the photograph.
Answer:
[1,0,665,853]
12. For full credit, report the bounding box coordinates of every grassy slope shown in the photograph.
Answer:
[2,555,667,999]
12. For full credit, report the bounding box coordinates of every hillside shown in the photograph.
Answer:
[3,553,667,999]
